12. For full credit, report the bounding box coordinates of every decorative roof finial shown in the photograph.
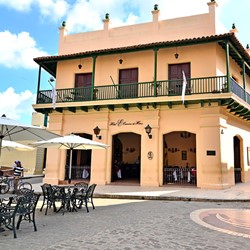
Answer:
[105,13,109,20]
[154,4,158,10]
[62,21,66,27]
[247,44,249,49]
[232,23,236,29]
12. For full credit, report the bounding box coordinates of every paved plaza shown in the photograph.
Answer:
[1,197,250,250]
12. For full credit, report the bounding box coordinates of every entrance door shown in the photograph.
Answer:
[119,68,138,98]
[74,73,92,101]
[233,136,242,183]
[112,133,141,183]
[168,63,190,95]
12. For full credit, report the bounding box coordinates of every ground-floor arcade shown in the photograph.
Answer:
[43,105,250,189]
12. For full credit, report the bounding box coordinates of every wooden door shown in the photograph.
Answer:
[168,63,190,95]
[234,136,242,183]
[119,68,138,98]
[74,73,92,100]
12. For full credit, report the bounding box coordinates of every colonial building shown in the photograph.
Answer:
[33,1,250,189]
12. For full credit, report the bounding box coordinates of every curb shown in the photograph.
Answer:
[93,193,250,202]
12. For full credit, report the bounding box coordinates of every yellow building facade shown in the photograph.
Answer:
[33,1,250,189]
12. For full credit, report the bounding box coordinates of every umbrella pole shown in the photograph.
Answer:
[0,136,3,161]
[0,124,4,160]
[68,149,73,184]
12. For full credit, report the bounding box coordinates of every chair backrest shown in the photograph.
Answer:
[16,192,40,216]
[85,184,97,199]
[41,183,51,198]
[74,182,88,193]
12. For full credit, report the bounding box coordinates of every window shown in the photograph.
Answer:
[168,63,191,95]
[119,68,138,98]
[74,73,92,101]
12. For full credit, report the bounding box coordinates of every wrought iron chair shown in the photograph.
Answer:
[0,192,40,238]
[75,183,96,212]
[43,184,60,215]
[40,183,52,213]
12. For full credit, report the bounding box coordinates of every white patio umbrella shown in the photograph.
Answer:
[31,134,109,183]
[0,114,60,159]
[2,140,34,151]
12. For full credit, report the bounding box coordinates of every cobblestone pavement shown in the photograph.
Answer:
[1,198,250,250]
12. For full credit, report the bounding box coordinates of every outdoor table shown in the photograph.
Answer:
[53,185,78,214]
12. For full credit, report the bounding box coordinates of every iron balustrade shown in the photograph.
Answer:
[65,165,90,180]
[36,75,249,105]
[163,167,197,185]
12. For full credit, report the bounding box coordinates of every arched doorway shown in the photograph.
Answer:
[65,133,92,181]
[233,136,242,183]
[112,133,141,183]
[163,131,196,185]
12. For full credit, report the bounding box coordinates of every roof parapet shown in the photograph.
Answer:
[103,13,110,32]
[152,4,160,31]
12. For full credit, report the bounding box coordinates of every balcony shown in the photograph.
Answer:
[36,76,250,115]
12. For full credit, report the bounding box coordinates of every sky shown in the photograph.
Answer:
[0,0,249,124]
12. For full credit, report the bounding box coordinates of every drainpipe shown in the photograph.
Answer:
[153,48,158,96]
[225,41,230,91]
[91,55,97,100]
[36,65,41,104]
[242,61,246,101]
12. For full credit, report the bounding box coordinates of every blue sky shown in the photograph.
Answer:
[0,0,249,124]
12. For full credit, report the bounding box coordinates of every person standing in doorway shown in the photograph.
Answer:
[13,160,24,193]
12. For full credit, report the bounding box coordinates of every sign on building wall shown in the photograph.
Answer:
[110,119,143,126]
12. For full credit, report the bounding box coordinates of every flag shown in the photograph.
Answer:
[52,87,57,109]
[182,70,187,104]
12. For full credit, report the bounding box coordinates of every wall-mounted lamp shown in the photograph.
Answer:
[93,126,102,139]
[174,47,179,59]
[78,59,82,69]
[119,58,123,64]
[126,147,135,153]
[221,129,224,135]
[145,124,152,139]
[180,131,191,139]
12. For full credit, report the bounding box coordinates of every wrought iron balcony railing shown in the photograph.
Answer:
[36,75,249,106]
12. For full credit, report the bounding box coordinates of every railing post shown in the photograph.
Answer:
[36,66,41,103]
[153,47,159,96]
[91,55,97,100]
[242,61,246,101]
[225,41,230,91]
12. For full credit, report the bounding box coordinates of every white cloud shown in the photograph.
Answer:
[0,0,69,20]
[0,0,33,11]
[0,31,48,69]
[0,87,36,123]
[37,0,69,21]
